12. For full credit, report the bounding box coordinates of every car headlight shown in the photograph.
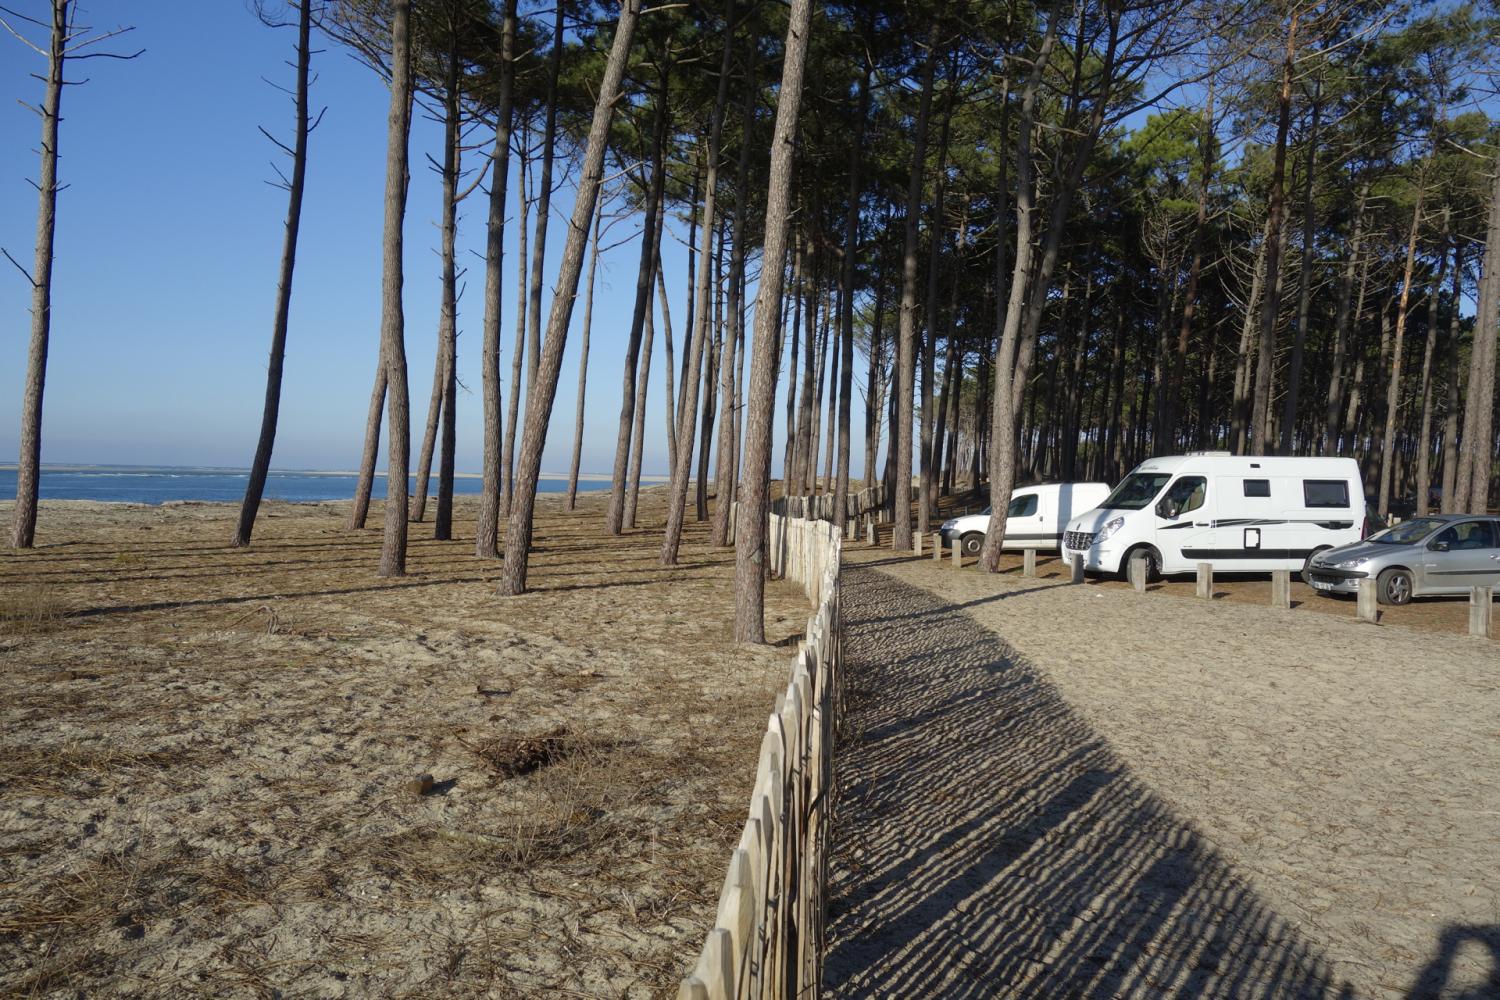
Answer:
[1094,516,1125,544]
[1335,558,1366,570]
[940,519,956,530]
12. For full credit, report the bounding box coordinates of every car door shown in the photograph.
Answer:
[1153,475,1213,571]
[1420,520,1498,594]
[1004,492,1044,548]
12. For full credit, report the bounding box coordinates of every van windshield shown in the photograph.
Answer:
[1100,473,1173,510]
[1368,518,1445,545]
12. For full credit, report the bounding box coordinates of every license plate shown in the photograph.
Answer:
[1312,581,1335,591]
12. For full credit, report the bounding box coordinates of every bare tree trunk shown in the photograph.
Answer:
[606,75,668,534]
[695,225,723,519]
[834,63,871,529]
[822,292,841,493]
[378,0,414,577]
[498,0,640,596]
[1456,154,1500,513]
[350,362,387,529]
[978,9,1060,573]
[10,0,69,549]
[412,331,446,523]
[892,40,940,551]
[793,246,819,493]
[659,256,679,476]
[1278,76,1320,455]
[502,125,531,516]
[476,0,518,557]
[919,59,956,534]
[1322,182,1369,453]
[1378,190,1424,516]
[625,251,658,528]
[566,201,604,510]
[234,0,314,549]
[734,0,812,642]
[1440,249,1464,513]
[1250,13,1298,455]
[662,0,737,565]
[525,0,565,400]
[1160,83,1213,450]
[1415,213,1451,516]
[783,237,803,486]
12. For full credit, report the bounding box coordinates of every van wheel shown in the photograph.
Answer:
[1121,545,1161,583]
[1376,567,1413,606]
[1301,548,1330,583]
[960,533,984,556]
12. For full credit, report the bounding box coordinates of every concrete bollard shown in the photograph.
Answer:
[1196,562,1213,599]
[914,530,923,556]
[952,539,961,567]
[846,518,854,541]
[1070,554,1084,584]
[1128,554,1149,593]
[932,533,942,561]
[1023,548,1037,578]
[1470,586,1494,638]
[866,519,876,546]
[1271,570,1291,609]
[1356,578,1379,623]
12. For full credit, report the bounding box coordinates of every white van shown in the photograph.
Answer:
[940,482,1111,556]
[1061,453,1366,578]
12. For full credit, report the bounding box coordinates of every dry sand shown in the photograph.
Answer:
[828,545,1498,999]
[0,491,807,998]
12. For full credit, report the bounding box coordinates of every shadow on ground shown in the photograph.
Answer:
[825,566,1363,999]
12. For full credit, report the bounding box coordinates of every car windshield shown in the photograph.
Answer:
[1100,473,1173,510]
[1368,517,1446,545]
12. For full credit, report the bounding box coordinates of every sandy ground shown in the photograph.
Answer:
[827,543,1498,999]
[0,490,808,998]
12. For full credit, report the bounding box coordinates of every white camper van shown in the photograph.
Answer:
[940,482,1111,556]
[1060,453,1366,579]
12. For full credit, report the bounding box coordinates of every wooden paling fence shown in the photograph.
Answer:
[770,484,885,523]
[678,510,842,1000]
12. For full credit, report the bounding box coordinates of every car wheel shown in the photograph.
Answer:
[961,533,984,556]
[1301,548,1330,583]
[1376,567,1413,606]
[1120,545,1161,583]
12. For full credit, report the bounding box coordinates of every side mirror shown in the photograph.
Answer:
[1156,499,1178,520]
[1431,540,1450,552]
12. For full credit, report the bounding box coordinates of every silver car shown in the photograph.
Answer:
[1305,514,1500,605]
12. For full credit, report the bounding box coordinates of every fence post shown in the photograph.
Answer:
[930,533,940,561]
[1270,569,1291,609]
[1023,548,1036,577]
[1470,586,1493,638]
[1070,553,1084,584]
[865,518,875,546]
[1128,554,1148,593]
[952,539,961,567]
[914,530,922,556]
[1195,562,1213,599]
[1356,578,1379,623]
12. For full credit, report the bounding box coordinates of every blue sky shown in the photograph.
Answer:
[0,1,846,478]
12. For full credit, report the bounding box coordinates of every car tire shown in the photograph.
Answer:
[1120,545,1162,583]
[960,533,984,556]
[1376,567,1413,606]
[1301,548,1330,583]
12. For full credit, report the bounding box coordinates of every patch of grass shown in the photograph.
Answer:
[0,585,65,635]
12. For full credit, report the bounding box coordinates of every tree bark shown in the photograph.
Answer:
[662,0,738,565]
[497,0,638,596]
[476,0,517,557]
[526,0,565,400]
[1440,248,1464,513]
[1278,76,1320,455]
[625,233,659,529]
[834,63,871,529]
[349,361,387,530]
[502,124,530,516]
[11,0,68,549]
[1322,181,1368,454]
[566,201,604,510]
[1456,153,1500,512]
[892,39,940,551]
[234,0,313,549]
[378,0,414,577]
[733,0,812,642]
[1415,211,1451,516]
[1379,190,1425,516]
[1249,13,1298,455]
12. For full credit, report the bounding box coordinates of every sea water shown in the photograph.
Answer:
[0,466,594,505]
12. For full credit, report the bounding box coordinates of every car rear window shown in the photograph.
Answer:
[1303,480,1349,508]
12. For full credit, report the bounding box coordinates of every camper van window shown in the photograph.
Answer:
[1007,494,1039,518]
[1101,473,1173,510]
[1243,479,1271,497]
[1303,480,1349,508]
[1160,476,1207,517]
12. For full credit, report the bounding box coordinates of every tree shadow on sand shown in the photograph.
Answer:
[824,566,1361,999]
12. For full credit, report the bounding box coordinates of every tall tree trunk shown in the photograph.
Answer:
[783,237,803,486]
[378,0,414,577]
[834,63,871,529]
[893,41,940,549]
[656,253,678,474]
[1456,153,1500,513]
[625,238,659,529]
[1249,13,1298,455]
[502,126,530,515]
[566,201,604,510]
[662,0,737,565]
[476,0,518,557]
[1230,217,1271,452]
[412,320,447,522]
[1415,212,1451,516]
[11,0,69,549]
[349,362,387,529]
[918,57,956,534]
[234,0,313,549]
[863,264,886,489]
[1440,248,1464,513]
[498,0,640,596]
[696,225,723,518]
[1278,76,1320,455]
[1378,190,1424,516]
[735,0,812,640]
[526,0,565,398]
[1159,83,1214,448]
[794,245,819,493]
[978,8,1061,572]
[605,75,668,533]
[1322,181,1369,453]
